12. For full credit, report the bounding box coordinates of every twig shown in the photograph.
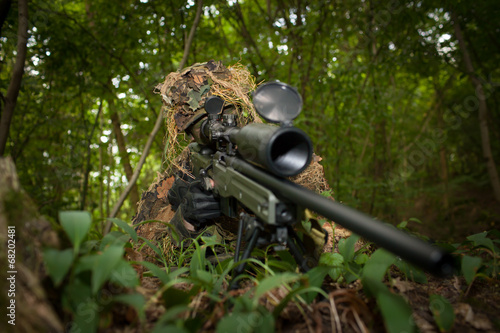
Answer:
[104,108,164,232]
[330,295,342,333]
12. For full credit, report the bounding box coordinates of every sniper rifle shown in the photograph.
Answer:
[185,82,454,282]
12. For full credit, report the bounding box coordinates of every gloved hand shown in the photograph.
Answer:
[181,181,221,227]
[167,176,221,228]
[167,175,191,211]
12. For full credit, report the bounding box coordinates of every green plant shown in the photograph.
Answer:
[451,230,500,293]
[43,211,145,332]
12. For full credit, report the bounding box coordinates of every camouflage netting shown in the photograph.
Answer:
[153,60,332,195]
[154,60,262,174]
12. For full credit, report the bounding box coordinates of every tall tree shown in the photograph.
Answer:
[0,0,28,156]
[452,11,500,202]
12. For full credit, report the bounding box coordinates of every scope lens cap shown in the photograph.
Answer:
[253,82,303,123]
[204,96,224,115]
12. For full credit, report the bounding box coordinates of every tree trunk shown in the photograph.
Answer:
[453,12,500,203]
[108,99,140,211]
[0,0,28,156]
[80,101,103,210]
[0,157,63,332]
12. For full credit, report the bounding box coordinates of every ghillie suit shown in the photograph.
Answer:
[132,60,332,265]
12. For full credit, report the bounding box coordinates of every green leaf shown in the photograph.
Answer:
[408,217,422,224]
[355,253,369,265]
[190,241,207,277]
[108,218,138,243]
[319,252,344,281]
[113,293,146,321]
[153,305,190,326]
[362,276,416,333]
[254,272,301,300]
[162,287,195,308]
[429,294,455,332]
[140,261,171,284]
[338,234,360,262]
[301,266,331,303]
[301,219,312,233]
[378,290,416,333]
[467,232,495,252]
[63,277,92,313]
[109,259,139,288]
[43,248,74,286]
[216,311,274,333]
[319,252,344,267]
[91,245,124,295]
[100,231,130,250]
[139,236,165,263]
[193,270,213,286]
[73,254,98,275]
[276,250,297,270]
[362,249,396,281]
[397,220,408,229]
[71,299,99,333]
[394,260,428,284]
[461,255,482,284]
[59,211,92,253]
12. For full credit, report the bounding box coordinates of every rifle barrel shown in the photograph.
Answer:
[227,156,455,276]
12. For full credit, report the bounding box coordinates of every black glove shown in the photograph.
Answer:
[167,176,221,227]
[181,181,221,227]
[167,175,192,211]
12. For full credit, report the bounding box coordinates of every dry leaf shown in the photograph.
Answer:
[157,176,175,199]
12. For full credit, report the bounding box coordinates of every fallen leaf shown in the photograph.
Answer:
[392,277,415,293]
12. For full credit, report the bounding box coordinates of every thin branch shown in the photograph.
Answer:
[104,109,164,231]
[179,0,203,70]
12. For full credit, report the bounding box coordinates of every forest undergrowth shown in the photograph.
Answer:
[40,200,500,333]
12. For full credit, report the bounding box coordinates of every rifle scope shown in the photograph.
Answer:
[229,123,313,178]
